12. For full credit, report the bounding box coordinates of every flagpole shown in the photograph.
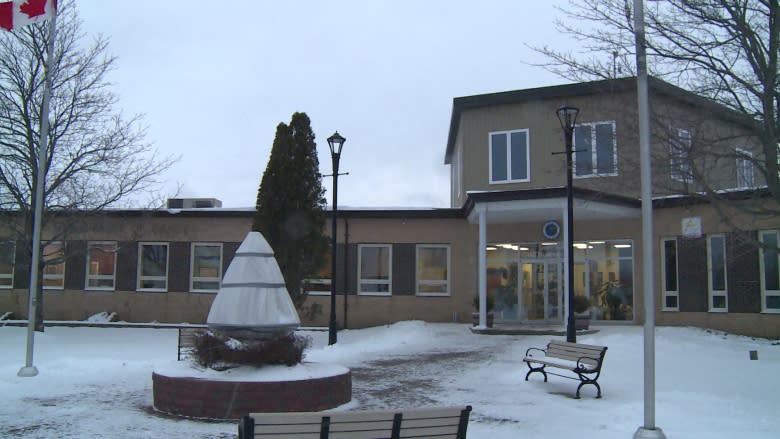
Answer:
[18,11,57,378]
[632,0,665,437]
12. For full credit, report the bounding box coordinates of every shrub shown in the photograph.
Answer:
[194,331,311,369]
[573,295,591,314]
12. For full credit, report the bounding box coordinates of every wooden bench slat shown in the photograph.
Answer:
[396,407,465,420]
[329,419,396,432]
[329,433,397,439]
[251,433,321,439]
[250,411,394,424]
[400,417,461,428]
[399,424,459,436]
[253,425,322,434]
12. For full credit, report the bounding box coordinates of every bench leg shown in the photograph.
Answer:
[524,362,548,382]
[575,376,602,399]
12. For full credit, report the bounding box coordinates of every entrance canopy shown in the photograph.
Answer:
[464,187,641,224]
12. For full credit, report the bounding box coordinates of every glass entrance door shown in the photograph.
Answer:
[520,261,562,323]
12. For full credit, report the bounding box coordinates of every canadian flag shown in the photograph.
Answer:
[0,0,57,31]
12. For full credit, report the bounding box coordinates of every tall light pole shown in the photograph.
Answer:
[556,106,579,343]
[327,131,346,346]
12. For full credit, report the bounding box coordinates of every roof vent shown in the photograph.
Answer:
[166,198,222,209]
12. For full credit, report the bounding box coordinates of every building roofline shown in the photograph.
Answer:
[651,187,772,208]
[0,206,465,220]
[462,187,641,217]
[444,76,755,164]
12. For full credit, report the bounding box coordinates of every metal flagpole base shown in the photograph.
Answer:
[634,427,666,439]
[17,366,39,377]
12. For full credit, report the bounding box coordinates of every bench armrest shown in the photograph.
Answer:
[524,347,547,358]
[574,355,601,372]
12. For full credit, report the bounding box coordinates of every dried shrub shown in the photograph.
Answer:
[193,331,310,369]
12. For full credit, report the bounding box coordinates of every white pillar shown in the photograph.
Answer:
[478,207,487,327]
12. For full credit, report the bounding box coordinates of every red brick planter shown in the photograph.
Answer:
[152,365,351,419]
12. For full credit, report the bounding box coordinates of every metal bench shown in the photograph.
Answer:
[239,405,472,439]
[523,339,608,398]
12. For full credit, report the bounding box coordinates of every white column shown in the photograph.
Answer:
[478,207,487,327]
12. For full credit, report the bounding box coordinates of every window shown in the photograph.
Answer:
[661,238,679,311]
[670,128,692,182]
[759,230,780,313]
[303,251,332,296]
[358,244,391,295]
[190,243,222,292]
[42,242,65,290]
[736,148,754,189]
[707,235,728,311]
[416,245,450,296]
[489,129,529,183]
[137,242,169,291]
[574,121,616,177]
[86,241,117,290]
[0,241,14,289]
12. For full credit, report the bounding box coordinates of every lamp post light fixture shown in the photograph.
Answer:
[556,105,579,343]
[326,131,346,346]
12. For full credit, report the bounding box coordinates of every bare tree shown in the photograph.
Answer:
[533,0,779,210]
[0,1,177,328]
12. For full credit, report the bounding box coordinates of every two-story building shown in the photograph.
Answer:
[1,76,778,338]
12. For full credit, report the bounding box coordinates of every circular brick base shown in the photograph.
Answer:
[152,365,351,419]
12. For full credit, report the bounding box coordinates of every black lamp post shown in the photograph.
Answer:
[556,106,579,343]
[327,131,346,346]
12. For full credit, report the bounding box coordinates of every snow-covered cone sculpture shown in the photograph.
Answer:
[207,231,300,340]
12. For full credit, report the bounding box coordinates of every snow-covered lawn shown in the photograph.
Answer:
[1,322,778,438]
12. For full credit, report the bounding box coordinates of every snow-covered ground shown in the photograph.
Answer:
[1,321,778,438]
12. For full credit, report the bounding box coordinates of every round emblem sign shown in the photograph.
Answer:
[543,221,561,240]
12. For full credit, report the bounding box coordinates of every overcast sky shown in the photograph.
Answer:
[76,0,574,208]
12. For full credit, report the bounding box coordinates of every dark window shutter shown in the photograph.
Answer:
[678,236,708,312]
[727,231,761,313]
[222,242,240,278]
[347,243,357,294]
[334,243,345,293]
[168,242,190,292]
[115,241,136,292]
[13,240,30,290]
[64,241,86,290]
[392,244,416,295]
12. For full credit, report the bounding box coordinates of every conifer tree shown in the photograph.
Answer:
[253,112,328,308]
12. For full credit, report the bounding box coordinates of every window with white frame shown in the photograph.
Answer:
[661,238,679,311]
[574,121,617,177]
[670,128,692,182]
[489,129,530,183]
[137,242,169,291]
[759,230,780,313]
[0,241,14,289]
[303,250,332,296]
[358,244,391,295]
[42,241,65,290]
[190,243,222,292]
[736,148,754,189]
[86,241,117,290]
[707,234,728,311]
[416,245,450,296]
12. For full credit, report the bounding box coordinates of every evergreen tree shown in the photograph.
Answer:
[253,112,328,309]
